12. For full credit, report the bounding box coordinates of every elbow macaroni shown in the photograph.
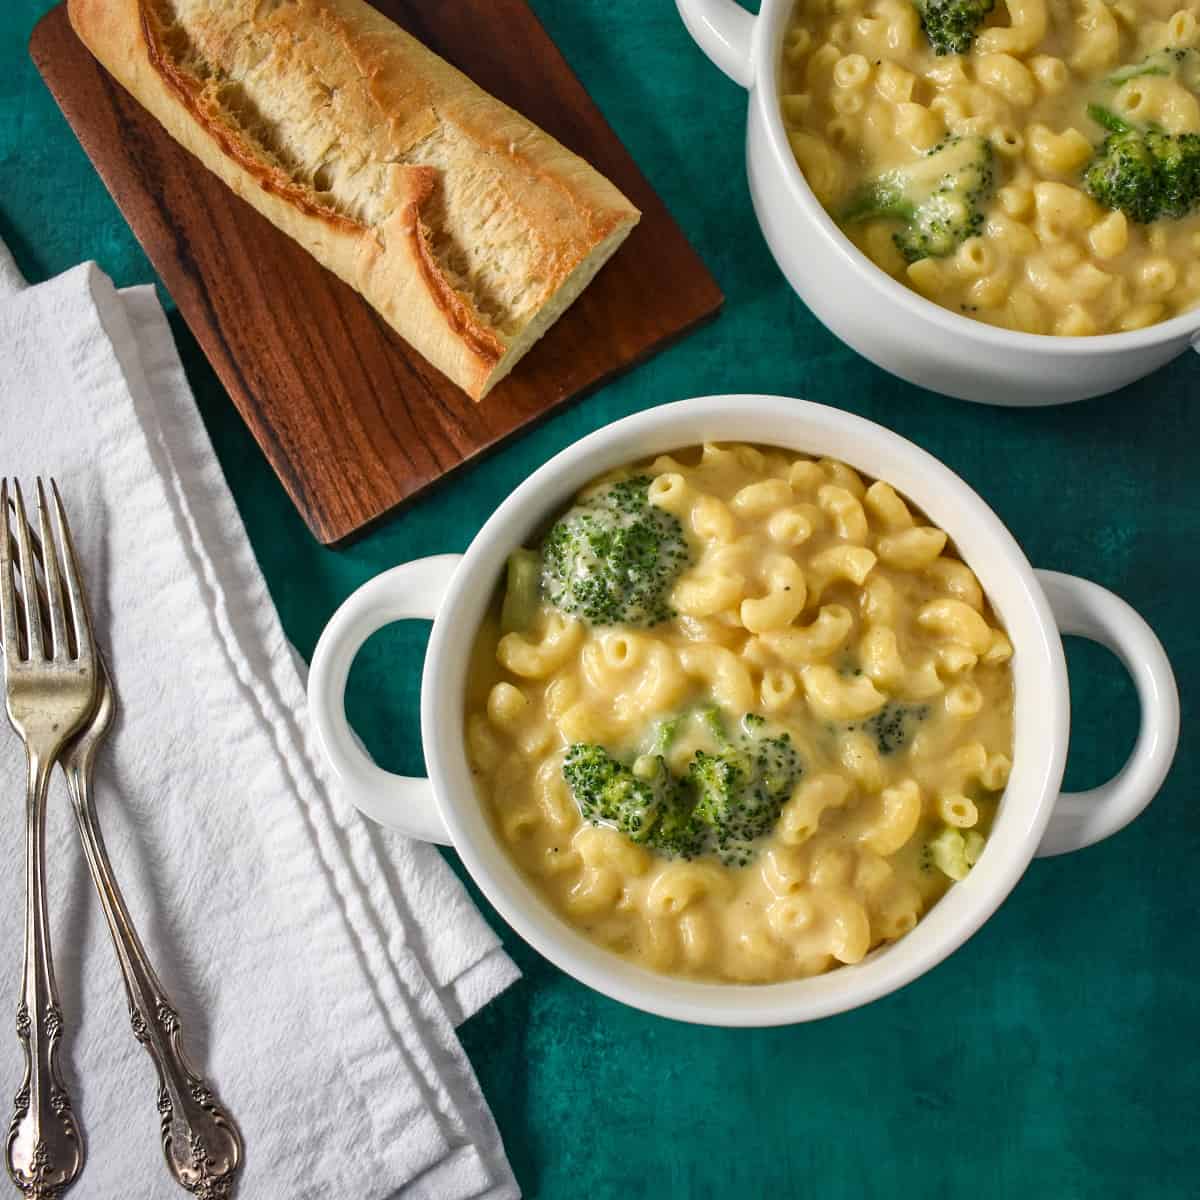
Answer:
[467,446,1015,984]
[780,0,1200,334]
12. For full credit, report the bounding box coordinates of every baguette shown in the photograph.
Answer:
[68,0,641,399]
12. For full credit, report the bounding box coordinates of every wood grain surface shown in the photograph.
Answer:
[30,1,723,544]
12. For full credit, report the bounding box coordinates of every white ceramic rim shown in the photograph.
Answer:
[420,395,1070,1026]
[749,0,1200,355]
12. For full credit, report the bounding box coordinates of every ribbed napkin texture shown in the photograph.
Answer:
[0,245,519,1199]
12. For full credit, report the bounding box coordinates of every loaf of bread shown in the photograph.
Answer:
[68,0,641,399]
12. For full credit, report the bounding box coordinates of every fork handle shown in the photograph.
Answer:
[64,764,242,1199]
[7,753,84,1200]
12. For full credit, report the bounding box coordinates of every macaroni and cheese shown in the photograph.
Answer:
[466,445,1014,983]
[780,0,1200,333]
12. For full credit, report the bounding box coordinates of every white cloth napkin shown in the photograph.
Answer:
[0,241,520,1199]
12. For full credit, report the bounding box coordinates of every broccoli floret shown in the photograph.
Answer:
[563,744,675,844]
[689,715,803,865]
[541,476,690,627]
[851,702,930,756]
[842,136,995,263]
[647,792,708,859]
[913,0,995,56]
[1083,106,1200,223]
[563,742,706,856]
[563,713,803,865]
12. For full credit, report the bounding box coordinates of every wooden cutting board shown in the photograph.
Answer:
[30,3,722,545]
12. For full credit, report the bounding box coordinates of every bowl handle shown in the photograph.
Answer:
[307,556,464,845]
[675,0,756,88]
[1034,569,1179,857]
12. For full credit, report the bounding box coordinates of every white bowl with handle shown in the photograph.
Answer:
[307,395,1179,1024]
[675,0,1200,405]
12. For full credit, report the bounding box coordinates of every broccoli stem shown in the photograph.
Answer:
[1087,104,1132,136]
[841,185,911,225]
[1104,48,1198,87]
[500,548,542,634]
[648,716,681,757]
[698,705,727,745]
[1107,62,1170,84]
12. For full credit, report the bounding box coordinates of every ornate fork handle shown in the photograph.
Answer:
[63,758,242,1200]
[8,754,84,1200]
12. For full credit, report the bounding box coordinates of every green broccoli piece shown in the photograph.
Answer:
[541,476,690,627]
[563,742,705,856]
[500,548,542,634]
[1105,47,1200,88]
[1087,104,1134,137]
[563,744,674,844]
[852,702,930,756]
[689,715,803,865]
[697,704,728,744]
[1083,106,1200,223]
[924,826,987,881]
[646,790,708,859]
[842,136,995,263]
[563,713,803,865]
[913,0,995,56]
[646,716,682,758]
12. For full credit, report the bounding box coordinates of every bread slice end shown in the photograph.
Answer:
[475,211,640,400]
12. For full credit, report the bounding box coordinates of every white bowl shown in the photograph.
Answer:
[675,0,1200,405]
[308,396,1179,1024]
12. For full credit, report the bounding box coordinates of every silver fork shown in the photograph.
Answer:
[62,658,243,1200]
[3,498,243,1198]
[0,480,94,1199]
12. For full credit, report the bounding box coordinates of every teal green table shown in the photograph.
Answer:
[3,4,1197,1195]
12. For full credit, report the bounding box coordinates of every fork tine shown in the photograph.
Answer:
[49,480,93,662]
[35,480,70,662]
[11,482,44,661]
[5,495,51,626]
[0,481,18,664]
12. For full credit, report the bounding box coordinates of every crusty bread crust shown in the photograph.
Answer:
[68,0,640,399]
